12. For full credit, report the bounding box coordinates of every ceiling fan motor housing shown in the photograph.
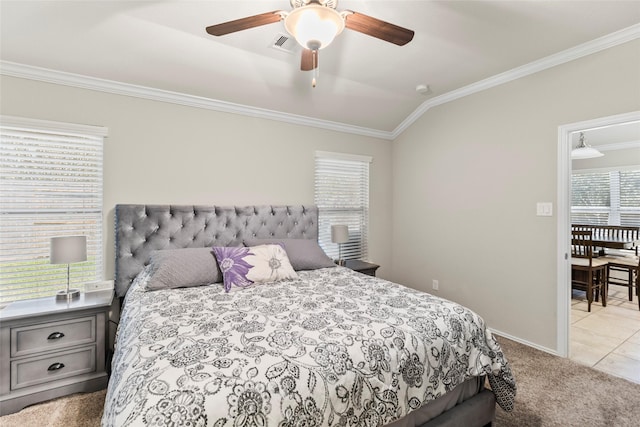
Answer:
[291,0,338,9]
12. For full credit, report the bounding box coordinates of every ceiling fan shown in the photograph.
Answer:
[205,0,414,86]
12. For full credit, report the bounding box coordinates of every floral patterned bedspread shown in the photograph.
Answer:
[102,267,516,427]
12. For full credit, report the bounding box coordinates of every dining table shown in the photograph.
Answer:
[592,237,640,251]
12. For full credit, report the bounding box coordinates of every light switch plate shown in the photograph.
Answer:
[536,202,553,216]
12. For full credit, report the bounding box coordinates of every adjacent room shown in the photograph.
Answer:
[568,123,640,381]
[1,1,639,426]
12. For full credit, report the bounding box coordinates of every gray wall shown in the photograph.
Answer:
[1,38,638,352]
[0,76,393,282]
[391,39,640,350]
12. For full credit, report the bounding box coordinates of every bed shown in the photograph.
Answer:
[102,204,515,427]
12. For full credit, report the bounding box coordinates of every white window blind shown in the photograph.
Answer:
[314,151,371,261]
[620,170,640,226]
[0,116,106,304]
[571,168,640,227]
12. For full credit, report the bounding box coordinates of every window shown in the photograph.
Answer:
[0,116,106,304]
[571,168,640,226]
[314,151,371,260]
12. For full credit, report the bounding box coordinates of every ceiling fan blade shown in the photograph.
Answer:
[206,11,283,36]
[301,49,318,71]
[344,12,414,46]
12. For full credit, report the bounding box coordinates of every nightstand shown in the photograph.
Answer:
[0,290,113,415]
[343,260,380,277]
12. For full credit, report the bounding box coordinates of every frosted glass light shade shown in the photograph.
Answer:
[571,146,604,159]
[51,236,87,264]
[284,5,344,50]
[571,132,603,160]
[331,225,349,244]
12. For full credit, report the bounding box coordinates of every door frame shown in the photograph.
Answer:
[556,110,640,357]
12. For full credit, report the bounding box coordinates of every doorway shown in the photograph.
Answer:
[557,111,640,358]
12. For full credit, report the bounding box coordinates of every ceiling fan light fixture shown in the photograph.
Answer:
[571,132,604,159]
[284,5,345,50]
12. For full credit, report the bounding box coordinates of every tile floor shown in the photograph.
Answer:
[571,286,640,384]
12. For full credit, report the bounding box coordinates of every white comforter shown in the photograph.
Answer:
[102,266,515,426]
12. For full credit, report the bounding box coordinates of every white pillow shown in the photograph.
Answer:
[212,244,298,292]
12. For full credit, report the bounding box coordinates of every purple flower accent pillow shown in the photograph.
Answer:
[212,244,298,292]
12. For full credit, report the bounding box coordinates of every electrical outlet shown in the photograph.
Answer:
[432,279,439,290]
[85,280,114,292]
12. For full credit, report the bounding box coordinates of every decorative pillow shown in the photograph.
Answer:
[243,238,336,271]
[212,244,298,292]
[145,247,222,291]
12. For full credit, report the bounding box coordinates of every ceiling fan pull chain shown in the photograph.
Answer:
[312,50,318,88]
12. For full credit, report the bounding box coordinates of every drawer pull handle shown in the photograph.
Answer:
[47,362,65,371]
[47,332,65,340]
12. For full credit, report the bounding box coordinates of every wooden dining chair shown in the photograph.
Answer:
[600,252,640,309]
[571,231,608,312]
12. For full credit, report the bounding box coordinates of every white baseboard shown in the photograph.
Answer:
[489,328,560,357]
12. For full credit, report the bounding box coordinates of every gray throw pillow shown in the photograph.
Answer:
[146,247,222,291]
[243,238,336,271]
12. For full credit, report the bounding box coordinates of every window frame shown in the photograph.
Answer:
[571,165,640,227]
[314,151,372,261]
[0,115,107,304]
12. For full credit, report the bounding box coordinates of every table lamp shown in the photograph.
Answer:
[331,225,349,266]
[51,236,86,301]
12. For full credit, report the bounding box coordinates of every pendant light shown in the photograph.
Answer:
[571,132,603,160]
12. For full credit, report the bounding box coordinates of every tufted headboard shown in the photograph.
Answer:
[114,204,318,297]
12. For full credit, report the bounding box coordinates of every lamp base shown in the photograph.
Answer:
[56,289,81,301]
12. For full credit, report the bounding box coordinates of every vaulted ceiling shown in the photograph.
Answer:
[1,1,639,137]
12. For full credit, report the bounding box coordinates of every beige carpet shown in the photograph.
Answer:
[494,336,640,426]
[1,336,639,426]
[0,388,105,427]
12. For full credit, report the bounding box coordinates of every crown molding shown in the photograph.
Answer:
[0,61,394,141]
[391,23,640,139]
[1,23,637,142]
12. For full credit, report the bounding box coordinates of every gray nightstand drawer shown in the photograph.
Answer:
[0,291,113,416]
[10,346,96,390]
[11,316,96,357]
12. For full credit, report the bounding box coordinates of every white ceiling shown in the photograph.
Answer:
[1,1,640,134]
[573,120,640,149]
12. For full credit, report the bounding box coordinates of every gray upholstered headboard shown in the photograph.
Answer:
[114,204,318,297]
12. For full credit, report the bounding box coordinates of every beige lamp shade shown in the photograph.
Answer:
[50,236,87,264]
[331,225,349,244]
